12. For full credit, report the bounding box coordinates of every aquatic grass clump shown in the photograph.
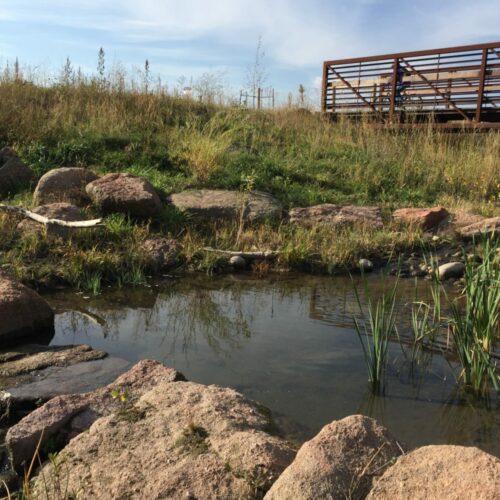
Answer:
[448,238,500,395]
[352,274,400,393]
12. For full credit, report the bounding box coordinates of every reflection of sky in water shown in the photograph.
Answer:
[49,274,500,455]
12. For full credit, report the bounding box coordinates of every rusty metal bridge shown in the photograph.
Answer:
[321,42,500,128]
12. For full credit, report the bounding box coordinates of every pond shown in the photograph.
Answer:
[47,273,500,456]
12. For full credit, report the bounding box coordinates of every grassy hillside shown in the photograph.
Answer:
[0,80,498,290]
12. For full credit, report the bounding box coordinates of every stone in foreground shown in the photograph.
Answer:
[367,445,500,500]
[168,189,283,222]
[392,206,449,230]
[32,167,98,206]
[289,204,383,229]
[265,415,402,500]
[86,173,162,217]
[438,261,465,280]
[27,361,294,499]
[17,202,85,239]
[458,216,500,240]
[0,277,54,345]
[0,148,32,198]
[142,237,181,269]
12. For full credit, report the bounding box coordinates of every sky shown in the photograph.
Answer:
[0,0,499,102]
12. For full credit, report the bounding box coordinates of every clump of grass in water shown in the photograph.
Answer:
[352,272,400,393]
[447,237,499,395]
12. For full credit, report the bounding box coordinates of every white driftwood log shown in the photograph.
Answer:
[202,247,279,260]
[0,204,103,227]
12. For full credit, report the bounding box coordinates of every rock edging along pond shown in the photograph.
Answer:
[2,359,499,499]
[1,149,499,289]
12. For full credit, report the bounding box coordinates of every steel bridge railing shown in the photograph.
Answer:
[321,42,500,125]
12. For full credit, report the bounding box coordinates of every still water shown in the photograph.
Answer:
[47,274,500,456]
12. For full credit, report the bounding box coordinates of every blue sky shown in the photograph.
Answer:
[0,0,499,101]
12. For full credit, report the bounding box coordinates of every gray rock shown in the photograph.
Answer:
[0,277,54,345]
[32,167,98,206]
[289,204,383,229]
[438,262,465,280]
[359,258,374,272]
[86,173,162,217]
[4,357,131,415]
[167,189,282,223]
[229,255,247,269]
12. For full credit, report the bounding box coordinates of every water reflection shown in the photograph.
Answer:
[47,274,499,456]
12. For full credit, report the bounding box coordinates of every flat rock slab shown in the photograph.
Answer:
[30,366,295,499]
[6,359,185,472]
[458,216,500,240]
[32,167,98,206]
[5,357,131,412]
[289,204,383,229]
[168,189,283,222]
[0,277,54,345]
[0,344,107,378]
[265,414,402,500]
[392,206,449,230]
[86,173,162,217]
[17,202,84,239]
[367,445,500,499]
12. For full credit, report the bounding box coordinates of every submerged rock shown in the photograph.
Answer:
[392,206,449,230]
[17,202,85,239]
[438,261,465,280]
[19,360,294,499]
[32,167,98,206]
[265,415,402,500]
[289,204,383,229]
[168,189,283,223]
[0,277,54,345]
[367,445,500,499]
[86,173,162,217]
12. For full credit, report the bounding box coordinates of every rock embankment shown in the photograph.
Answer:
[9,360,295,499]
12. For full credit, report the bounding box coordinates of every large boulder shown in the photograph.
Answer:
[458,216,500,240]
[367,445,500,499]
[32,167,98,206]
[86,173,162,217]
[289,204,383,229]
[392,206,449,230]
[17,202,85,239]
[0,277,54,345]
[265,415,402,500]
[20,361,295,499]
[6,359,185,472]
[0,148,32,198]
[167,189,283,223]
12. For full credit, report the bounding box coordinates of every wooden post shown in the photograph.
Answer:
[475,48,488,123]
[321,62,328,112]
